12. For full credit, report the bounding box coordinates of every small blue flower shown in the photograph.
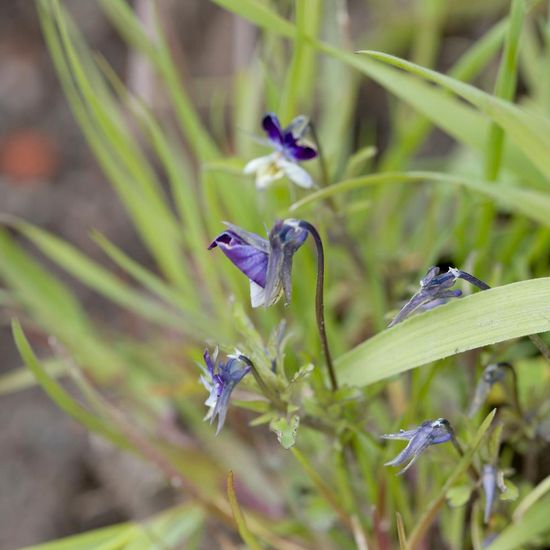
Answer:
[200,349,251,435]
[389,266,489,327]
[381,418,453,474]
[244,113,317,189]
[209,219,308,307]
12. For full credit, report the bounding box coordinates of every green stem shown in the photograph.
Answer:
[298,220,338,391]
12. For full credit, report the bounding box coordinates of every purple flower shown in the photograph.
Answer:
[389,266,489,327]
[381,418,453,474]
[244,113,317,189]
[209,219,308,308]
[200,348,251,435]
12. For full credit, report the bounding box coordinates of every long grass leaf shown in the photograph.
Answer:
[361,50,550,182]
[336,278,550,387]
[289,171,550,228]
[227,471,263,550]
[12,319,130,448]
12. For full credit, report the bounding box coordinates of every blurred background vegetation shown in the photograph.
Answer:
[0,0,550,548]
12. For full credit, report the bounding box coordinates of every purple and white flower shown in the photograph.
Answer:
[200,348,251,435]
[382,418,453,474]
[244,113,317,189]
[209,219,308,308]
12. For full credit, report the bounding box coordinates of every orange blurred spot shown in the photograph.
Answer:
[0,129,59,183]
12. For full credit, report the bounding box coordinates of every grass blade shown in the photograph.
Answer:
[227,471,263,550]
[336,278,550,387]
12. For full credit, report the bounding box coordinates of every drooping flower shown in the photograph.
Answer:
[243,113,317,189]
[468,363,508,417]
[388,266,489,327]
[199,348,251,434]
[381,418,454,474]
[209,219,308,308]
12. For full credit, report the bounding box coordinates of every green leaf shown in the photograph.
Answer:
[486,495,550,550]
[12,320,129,449]
[484,0,524,180]
[15,221,199,334]
[314,42,541,183]
[289,171,550,228]
[335,278,550,387]
[211,0,294,38]
[270,415,300,449]
[227,471,264,550]
[0,361,66,395]
[278,0,322,121]
[0,230,120,379]
[513,475,550,520]
[446,485,474,507]
[360,50,550,182]
[21,504,204,550]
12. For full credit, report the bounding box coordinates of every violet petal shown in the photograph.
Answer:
[262,113,284,146]
[209,230,268,287]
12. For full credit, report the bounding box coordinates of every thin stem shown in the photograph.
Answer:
[298,220,338,391]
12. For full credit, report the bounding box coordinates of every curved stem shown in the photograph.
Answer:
[298,220,338,391]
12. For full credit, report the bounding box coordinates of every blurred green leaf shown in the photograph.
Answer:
[290,171,550,228]
[12,319,129,449]
[446,485,473,507]
[486,495,550,550]
[362,50,550,182]
[0,361,66,395]
[227,471,263,550]
[21,504,204,550]
[212,0,294,38]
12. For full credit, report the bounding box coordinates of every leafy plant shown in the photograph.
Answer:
[2,0,550,548]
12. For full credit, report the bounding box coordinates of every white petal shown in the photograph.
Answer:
[278,159,314,188]
[243,154,273,174]
[256,171,283,189]
[250,280,265,308]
